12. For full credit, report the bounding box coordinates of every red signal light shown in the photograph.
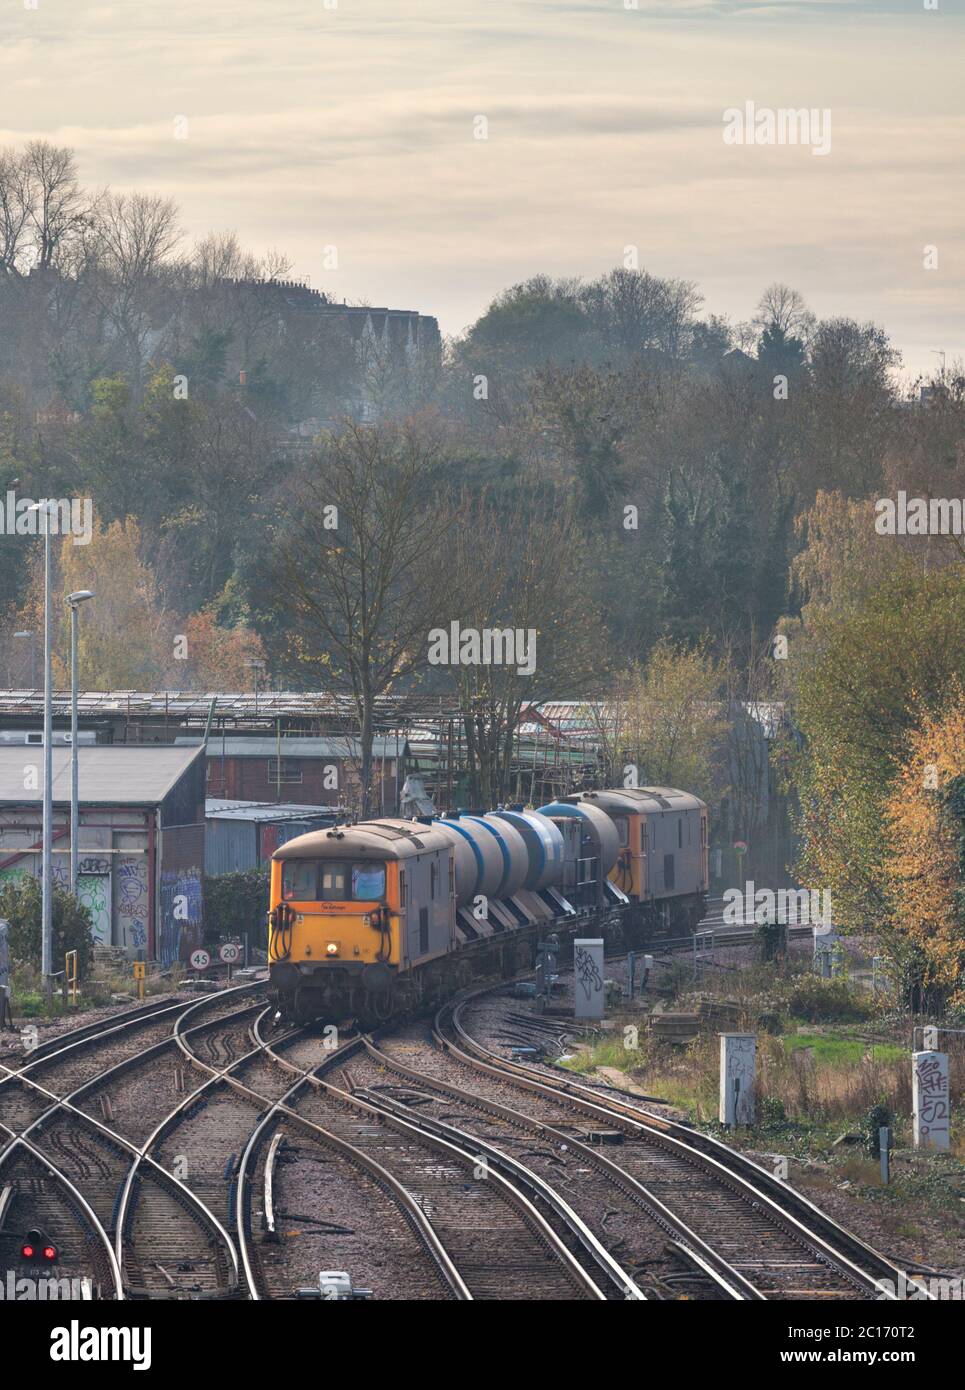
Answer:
[20,1228,56,1263]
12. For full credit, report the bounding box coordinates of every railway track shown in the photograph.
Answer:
[0,985,272,1300]
[0,1139,122,1299]
[244,1020,608,1300]
[443,985,932,1301]
[353,1024,749,1300]
[233,1022,471,1301]
[0,922,930,1303]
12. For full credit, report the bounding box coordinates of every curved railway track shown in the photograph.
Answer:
[0,986,272,1300]
[442,985,932,1301]
[243,1020,610,1300]
[0,929,933,1302]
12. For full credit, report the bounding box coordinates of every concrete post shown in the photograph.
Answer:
[879,1126,891,1185]
[912,1051,950,1151]
[719,1033,756,1126]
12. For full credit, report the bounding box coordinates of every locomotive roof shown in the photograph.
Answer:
[273,817,453,861]
[573,787,706,814]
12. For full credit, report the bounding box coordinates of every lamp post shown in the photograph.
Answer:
[67,591,95,894]
[25,501,54,1003]
[14,631,36,687]
[246,658,266,717]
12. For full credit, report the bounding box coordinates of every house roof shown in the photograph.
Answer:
[205,799,341,823]
[0,745,204,806]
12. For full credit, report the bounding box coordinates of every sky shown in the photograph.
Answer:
[0,0,962,376]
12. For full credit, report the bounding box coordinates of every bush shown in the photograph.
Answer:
[781,974,874,1023]
[0,875,95,979]
[759,1095,787,1125]
[203,866,270,947]
[865,1102,894,1156]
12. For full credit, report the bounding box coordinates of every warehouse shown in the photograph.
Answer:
[204,799,340,874]
[186,734,408,810]
[0,745,205,964]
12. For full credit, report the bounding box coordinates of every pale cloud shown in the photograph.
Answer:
[0,0,960,374]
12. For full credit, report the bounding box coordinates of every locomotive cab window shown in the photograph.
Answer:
[613,816,629,847]
[281,860,317,902]
[352,863,386,899]
[282,859,386,902]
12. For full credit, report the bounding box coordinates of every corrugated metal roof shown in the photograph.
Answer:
[205,799,340,823]
[183,736,408,759]
[0,746,203,805]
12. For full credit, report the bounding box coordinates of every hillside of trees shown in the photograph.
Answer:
[2,141,964,1005]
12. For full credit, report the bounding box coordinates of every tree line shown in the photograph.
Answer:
[2,141,964,1006]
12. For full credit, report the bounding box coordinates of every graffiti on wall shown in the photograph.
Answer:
[160,867,202,966]
[76,874,111,947]
[115,858,148,951]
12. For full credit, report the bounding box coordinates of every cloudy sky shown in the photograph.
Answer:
[1,0,961,374]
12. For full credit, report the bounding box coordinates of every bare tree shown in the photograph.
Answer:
[22,141,95,270]
[753,283,814,342]
[446,493,601,807]
[265,416,461,816]
[0,148,33,276]
[89,191,183,380]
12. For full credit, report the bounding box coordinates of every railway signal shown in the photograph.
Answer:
[21,1228,58,1263]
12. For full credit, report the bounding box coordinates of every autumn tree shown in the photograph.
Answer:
[55,517,170,687]
[789,566,965,932]
[174,604,266,690]
[883,689,965,1009]
[611,640,729,810]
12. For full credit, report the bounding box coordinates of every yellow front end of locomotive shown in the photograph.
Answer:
[268,857,401,968]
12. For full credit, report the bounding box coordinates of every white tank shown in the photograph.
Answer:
[489,809,565,891]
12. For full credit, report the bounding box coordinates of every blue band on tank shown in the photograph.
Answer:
[466,816,511,892]
[441,819,485,896]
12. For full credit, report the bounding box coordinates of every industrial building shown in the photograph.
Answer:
[185,734,409,809]
[0,745,205,966]
[204,799,339,875]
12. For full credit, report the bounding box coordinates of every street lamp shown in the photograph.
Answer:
[25,501,55,1002]
[67,591,95,894]
[14,631,36,687]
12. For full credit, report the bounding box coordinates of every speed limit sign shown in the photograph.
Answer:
[219,942,241,965]
[189,948,210,971]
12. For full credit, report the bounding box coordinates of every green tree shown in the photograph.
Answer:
[0,875,95,979]
[789,566,965,933]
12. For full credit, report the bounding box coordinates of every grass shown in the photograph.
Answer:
[9,958,185,1020]
[562,958,960,1144]
[781,1031,905,1066]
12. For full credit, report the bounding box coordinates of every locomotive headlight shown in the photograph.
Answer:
[326,942,339,956]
